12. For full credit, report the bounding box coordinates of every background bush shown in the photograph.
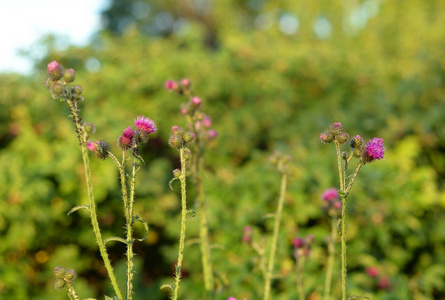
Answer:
[1,0,444,299]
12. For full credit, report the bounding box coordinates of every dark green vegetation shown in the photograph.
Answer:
[1,1,445,299]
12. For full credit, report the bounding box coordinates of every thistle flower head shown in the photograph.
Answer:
[362,138,385,162]
[118,127,135,150]
[202,116,212,128]
[87,141,99,152]
[47,61,64,80]
[350,135,363,148]
[207,129,218,140]
[293,237,305,249]
[320,131,334,144]
[322,188,339,202]
[165,80,178,90]
[63,68,76,83]
[135,116,157,134]
[86,141,110,160]
[366,266,379,278]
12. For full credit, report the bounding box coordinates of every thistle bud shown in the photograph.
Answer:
[53,266,66,279]
[82,122,97,135]
[336,132,349,144]
[47,61,64,80]
[181,78,191,88]
[207,129,218,140]
[191,96,201,108]
[173,168,181,179]
[202,116,212,128]
[117,127,135,150]
[87,141,110,160]
[320,131,334,144]
[71,85,83,95]
[182,131,195,143]
[182,148,192,161]
[169,134,183,148]
[63,68,76,83]
[165,80,178,90]
[54,278,66,290]
[51,81,65,98]
[64,269,77,283]
[350,135,363,148]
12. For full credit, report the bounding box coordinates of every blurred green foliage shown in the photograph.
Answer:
[1,0,445,299]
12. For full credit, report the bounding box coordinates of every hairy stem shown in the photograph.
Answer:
[263,171,287,300]
[296,251,306,300]
[126,156,137,300]
[66,283,79,300]
[193,139,214,298]
[172,147,188,300]
[66,99,123,300]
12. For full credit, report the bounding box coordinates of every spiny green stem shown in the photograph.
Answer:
[193,139,214,298]
[66,99,123,300]
[172,147,188,300]
[126,156,137,300]
[323,215,337,300]
[334,141,346,191]
[263,171,287,300]
[345,162,364,194]
[296,251,306,300]
[340,194,347,300]
[66,283,79,300]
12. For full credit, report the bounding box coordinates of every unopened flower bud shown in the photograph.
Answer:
[64,269,77,283]
[63,68,76,83]
[47,61,64,80]
[182,148,192,161]
[71,85,83,95]
[87,141,110,160]
[336,132,349,144]
[82,122,96,135]
[53,267,66,279]
[293,237,305,249]
[207,129,218,140]
[181,78,191,88]
[54,278,66,290]
[202,116,212,128]
[173,168,181,178]
[51,81,65,98]
[169,134,183,148]
[320,131,334,144]
[330,122,344,135]
[182,131,195,143]
[191,96,201,108]
[350,135,363,148]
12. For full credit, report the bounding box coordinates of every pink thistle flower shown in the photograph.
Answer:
[202,116,212,128]
[378,276,390,290]
[293,237,305,249]
[181,78,191,87]
[366,266,379,278]
[333,201,341,209]
[322,188,339,202]
[47,61,64,80]
[363,138,385,162]
[134,116,157,134]
[165,80,178,90]
[207,129,218,139]
[118,127,135,150]
[227,297,237,300]
[87,141,99,152]
[192,96,201,107]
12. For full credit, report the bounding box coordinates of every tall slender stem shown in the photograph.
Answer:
[193,140,214,298]
[66,100,123,300]
[172,147,188,300]
[126,156,137,300]
[323,215,337,300]
[66,283,79,300]
[296,252,306,300]
[263,171,287,300]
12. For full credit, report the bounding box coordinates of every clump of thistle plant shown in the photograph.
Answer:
[320,122,385,300]
[165,78,217,298]
[45,61,156,300]
[53,267,79,300]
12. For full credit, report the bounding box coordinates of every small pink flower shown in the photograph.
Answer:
[207,129,218,139]
[165,80,178,90]
[322,188,339,202]
[293,237,305,249]
[202,116,212,128]
[192,96,202,107]
[181,78,190,86]
[134,116,157,134]
[87,141,98,152]
[333,201,341,209]
[181,107,188,115]
[366,266,379,278]
[227,297,237,300]
[378,276,390,290]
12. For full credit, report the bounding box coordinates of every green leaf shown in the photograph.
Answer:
[133,215,149,242]
[104,236,128,246]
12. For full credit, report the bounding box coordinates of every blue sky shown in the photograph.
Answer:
[0,0,108,74]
